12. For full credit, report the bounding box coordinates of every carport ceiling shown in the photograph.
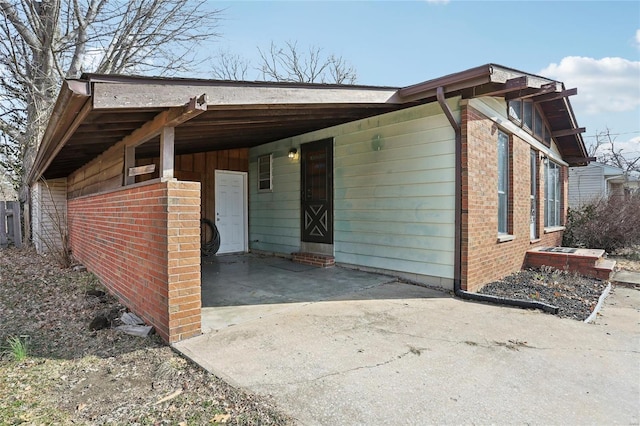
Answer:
[58,104,404,175]
[42,77,407,179]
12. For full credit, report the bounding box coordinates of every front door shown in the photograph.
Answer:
[215,170,248,254]
[301,139,333,244]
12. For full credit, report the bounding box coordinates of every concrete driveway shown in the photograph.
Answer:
[175,255,640,425]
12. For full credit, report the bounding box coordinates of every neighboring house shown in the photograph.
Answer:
[568,162,626,207]
[29,64,589,342]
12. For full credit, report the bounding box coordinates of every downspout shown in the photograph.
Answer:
[436,87,558,314]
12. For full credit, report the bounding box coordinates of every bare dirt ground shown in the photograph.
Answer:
[0,247,293,425]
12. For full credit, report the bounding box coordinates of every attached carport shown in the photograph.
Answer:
[29,74,411,343]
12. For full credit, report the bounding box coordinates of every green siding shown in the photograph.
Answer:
[249,99,458,280]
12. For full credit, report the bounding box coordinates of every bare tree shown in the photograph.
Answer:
[588,128,640,175]
[211,48,249,80]
[0,0,222,196]
[257,41,356,84]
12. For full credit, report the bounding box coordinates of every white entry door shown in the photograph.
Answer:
[215,170,248,254]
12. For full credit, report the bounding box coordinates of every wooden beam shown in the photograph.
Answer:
[505,81,560,101]
[564,156,596,164]
[160,127,175,180]
[119,95,205,184]
[124,145,136,185]
[475,76,530,97]
[123,94,207,148]
[533,88,578,103]
[552,127,586,138]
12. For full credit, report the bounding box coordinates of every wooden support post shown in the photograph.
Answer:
[124,145,136,185]
[160,127,175,180]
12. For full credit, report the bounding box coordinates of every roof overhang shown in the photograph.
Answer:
[30,76,407,181]
[30,64,590,182]
[398,64,589,166]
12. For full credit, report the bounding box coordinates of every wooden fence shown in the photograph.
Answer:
[0,201,22,248]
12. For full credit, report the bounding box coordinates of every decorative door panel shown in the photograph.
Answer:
[301,139,333,244]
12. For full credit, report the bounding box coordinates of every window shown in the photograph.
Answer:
[258,154,272,192]
[523,101,533,130]
[545,160,562,227]
[508,100,552,146]
[498,131,510,234]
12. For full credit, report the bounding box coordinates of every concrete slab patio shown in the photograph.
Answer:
[175,255,640,425]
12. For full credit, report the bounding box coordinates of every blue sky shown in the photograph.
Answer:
[205,1,640,159]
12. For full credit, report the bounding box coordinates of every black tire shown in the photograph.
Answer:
[200,218,220,256]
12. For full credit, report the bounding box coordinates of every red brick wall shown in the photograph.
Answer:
[68,180,201,343]
[461,104,566,292]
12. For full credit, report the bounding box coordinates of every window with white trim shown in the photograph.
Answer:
[545,160,562,227]
[498,130,510,235]
[258,154,272,192]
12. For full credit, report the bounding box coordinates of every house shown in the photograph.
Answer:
[568,162,626,207]
[29,64,590,343]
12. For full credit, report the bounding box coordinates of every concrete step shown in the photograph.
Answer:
[594,259,616,281]
[525,247,614,281]
[291,252,335,268]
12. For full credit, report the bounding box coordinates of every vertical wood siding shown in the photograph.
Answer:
[249,101,458,280]
[32,178,67,254]
[136,148,249,226]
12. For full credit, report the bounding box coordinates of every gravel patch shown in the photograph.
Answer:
[479,267,609,321]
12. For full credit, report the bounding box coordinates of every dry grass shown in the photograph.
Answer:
[0,247,293,425]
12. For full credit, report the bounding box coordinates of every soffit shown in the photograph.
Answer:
[43,102,406,179]
[41,77,406,179]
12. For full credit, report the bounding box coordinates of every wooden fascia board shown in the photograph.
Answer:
[29,82,92,183]
[92,82,400,110]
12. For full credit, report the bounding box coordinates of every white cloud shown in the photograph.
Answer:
[592,135,640,155]
[539,56,640,115]
[636,29,640,49]
[425,0,450,4]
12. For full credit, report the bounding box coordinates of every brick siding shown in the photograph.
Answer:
[461,105,566,292]
[68,180,201,343]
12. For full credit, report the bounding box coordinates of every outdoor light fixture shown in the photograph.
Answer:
[288,148,297,159]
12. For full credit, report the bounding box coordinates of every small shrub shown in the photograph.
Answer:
[563,194,640,252]
[6,336,29,361]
